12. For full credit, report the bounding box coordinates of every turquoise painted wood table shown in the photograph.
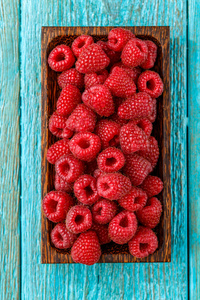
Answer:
[1,0,199,299]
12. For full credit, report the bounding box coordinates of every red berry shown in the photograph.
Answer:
[71,230,101,265]
[54,173,73,193]
[76,44,110,74]
[120,122,150,154]
[128,226,158,258]
[48,44,75,72]
[92,198,118,224]
[148,98,157,123]
[74,174,100,205]
[91,223,111,244]
[57,84,82,117]
[93,169,105,179]
[55,154,84,183]
[108,211,137,244]
[107,28,135,52]
[121,38,148,68]
[72,35,94,57]
[66,205,92,234]
[42,191,73,223]
[49,112,73,139]
[111,62,141,84]
[47,139,70,164]
[139,175,163,198]
[118,92,154,120]
[123,154,152,186]
[96,40,121,65]
[136,197,162,228]
[97,147,125,173]
[140,40,157,69]
[95,119,120,149]
[137,136,159,169]
[104,66,136,98]
[58,68,84,90]
[82,84,115,117]
[118,187,147,211]
[69,132,101,162]
[84,69,109,89]
[51,223,77,249]
[131,118,153,137]
[137,70,164,98]
[97,173,132,200]
[66,104,96,133]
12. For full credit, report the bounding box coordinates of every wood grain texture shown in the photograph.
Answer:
[0,0,20,299]
[20,0,188,299]
[41,26,171,264]
[188,0,200,299]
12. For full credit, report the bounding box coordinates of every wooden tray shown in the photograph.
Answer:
[41,26,171,263]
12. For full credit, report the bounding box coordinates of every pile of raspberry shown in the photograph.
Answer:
[43,28,164,265]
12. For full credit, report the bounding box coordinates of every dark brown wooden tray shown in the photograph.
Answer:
[41,26,171,263]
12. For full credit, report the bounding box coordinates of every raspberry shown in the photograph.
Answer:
[91,223,111,244]
[42,191,73,223]
[108,211,137,244]
[66,104,96,133]
[74,174,100,205]
[69,132,101,162]
[131,118,153,137]
[56,84,82,117]
[48,44,75,72]
[137,136,159,169]
[58,68,84,90]
[148,98,157,123]
[66,205,92,234]
[49,112,73,139]
[118,187,147,211]
[71,230,101,265]
[136,197,162,228]
[95,119,120,149]
[76,44,110,74]
[96,40,121,65]
[55,154,84,183]
[54,173,73,193]
[97,147,125,173]
[139,175,163,198]
[82,85,115,117]
[104,66,136,98]
[51,223,77,249]
[111,62,141,84]
[97,173,132,200]
[121,38,148,68]
[118,92,153,120]
[128,226,158,258]
[72,35,94,57]
[93,169,105,179]
[137,70,164,98]
[120,123,150,154]
[84,70,109,89]
[92,198,118,224]
[47,139,70,164]
[123,154,152,186]
[107,28,135,52]
[140,40,157,69]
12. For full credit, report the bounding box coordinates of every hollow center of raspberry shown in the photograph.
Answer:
[147,79,156,90]
[77,40,86,48]
[96,207,102,215]
[105,157,117,166]
[48,199,58,213]
[119,216,129,228]
[84,185,94,198]
[137,121,145,131]
[75,214,84,225]
[102,182,110,191]
[55,52,65,62]
[110,38,118,45]
[109,135,119,147]
[136,43,143,52]
[77,138,90,149]
[140,243,149,252]
[134,196,144,204]
[55,231,63,241]
[61,162,70,174]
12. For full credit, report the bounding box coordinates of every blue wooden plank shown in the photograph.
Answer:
[0,0,20,299]
[20,0,188,299]
[188,0,200,299]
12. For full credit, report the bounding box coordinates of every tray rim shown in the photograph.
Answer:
[41,26,171,264]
